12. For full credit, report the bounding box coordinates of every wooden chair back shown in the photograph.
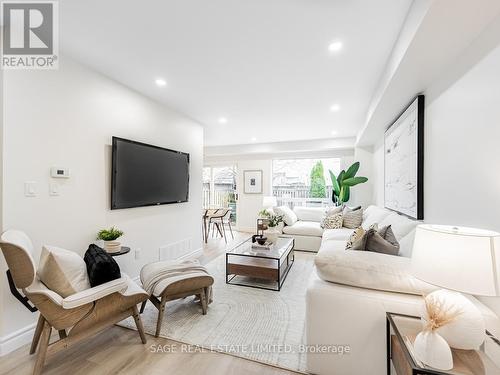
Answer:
[0,230,37,289]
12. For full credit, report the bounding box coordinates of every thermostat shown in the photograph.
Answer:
[50,167,70,178]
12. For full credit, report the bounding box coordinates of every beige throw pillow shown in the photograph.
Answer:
[273,206,298,226]
[321,213,343,229]
[347,225,400,256]
[366,225,400,255]
[345,226,366,250]
[342,207,363,229]
[37,246,91,297]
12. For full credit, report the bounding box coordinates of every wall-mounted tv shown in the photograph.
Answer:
[111,137,189,209]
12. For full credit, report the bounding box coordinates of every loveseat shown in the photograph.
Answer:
[304,205,499,375]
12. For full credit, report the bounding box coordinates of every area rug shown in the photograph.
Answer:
[118,251,315,373]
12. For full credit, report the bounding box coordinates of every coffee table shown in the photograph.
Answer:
[225,237,294,291]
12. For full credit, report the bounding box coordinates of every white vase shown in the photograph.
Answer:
[104,240,121,253]
[421,290,485,350]
[265,228,279,244]
[413,331,453,370]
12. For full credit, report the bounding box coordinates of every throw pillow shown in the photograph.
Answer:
[366,225,400,255]
[325,205,343,217]
[37,246,91,298]
[345,226,366,250]
[321,213,343,229]
[274,206,298,226]
[84,244,121,287]
[342,207,363,229]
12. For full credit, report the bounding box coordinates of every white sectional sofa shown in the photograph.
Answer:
[278,206,335,252]
[305,205,499,375]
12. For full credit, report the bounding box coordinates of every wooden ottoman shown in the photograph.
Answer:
[139,260,214,337]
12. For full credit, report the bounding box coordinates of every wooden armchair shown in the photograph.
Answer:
[0,230,149,375]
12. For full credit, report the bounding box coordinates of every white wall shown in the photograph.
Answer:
[0,57,203,347]
[236,160,273,232]
[371,43,500,313]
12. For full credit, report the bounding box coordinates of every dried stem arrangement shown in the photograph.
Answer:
[423,294,463,332]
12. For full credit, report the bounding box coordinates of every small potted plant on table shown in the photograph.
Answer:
[97,227,124,253]
[265,214,284,244]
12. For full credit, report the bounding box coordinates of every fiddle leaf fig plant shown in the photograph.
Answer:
[329,162,368,205]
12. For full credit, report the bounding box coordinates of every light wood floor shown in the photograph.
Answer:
[1,230,300,375]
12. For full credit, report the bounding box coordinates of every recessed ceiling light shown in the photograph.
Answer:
[155,78,167,87]
[330,104,341,112]
[218,117,228,124]
[331,130,338,136]
[251,137,257,142]
[328,41,343,53]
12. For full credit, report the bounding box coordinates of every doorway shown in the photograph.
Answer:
[202,165,237,225]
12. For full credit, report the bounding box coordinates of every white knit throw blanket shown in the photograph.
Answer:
[141,259,213,303]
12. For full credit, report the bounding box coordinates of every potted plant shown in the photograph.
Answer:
[265,214,284,244]
[329,162,368,206]
[97,227,124,253]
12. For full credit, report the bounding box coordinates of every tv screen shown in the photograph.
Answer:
[111,137,189,209]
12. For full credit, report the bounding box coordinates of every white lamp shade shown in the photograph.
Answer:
[411,224,500,296]
[262,196,277,208]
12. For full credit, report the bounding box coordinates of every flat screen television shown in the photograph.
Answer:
[111,137,189,209]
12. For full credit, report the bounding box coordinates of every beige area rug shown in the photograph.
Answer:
[118,251,315,373]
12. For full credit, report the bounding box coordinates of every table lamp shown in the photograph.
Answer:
[411,224,500,369]
[262,196,277,208]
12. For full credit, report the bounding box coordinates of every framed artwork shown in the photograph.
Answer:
[384,95,424,220]
[243,170,263,194]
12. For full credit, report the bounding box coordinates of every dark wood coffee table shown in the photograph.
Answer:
[226,237,294,291]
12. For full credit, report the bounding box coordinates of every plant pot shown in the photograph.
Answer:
[265,228,279,244]
[103,240,121,253]
[413,331,453,370]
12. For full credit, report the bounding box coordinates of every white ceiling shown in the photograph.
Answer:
[61,0,413,146]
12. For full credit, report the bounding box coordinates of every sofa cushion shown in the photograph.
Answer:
[37,246,91,298]
[322,228,355,242]
[293,207,326,222]
[398,229,416,258]
[274,206,298,226]
[378,212,418,241]
[314,245,437,295]
[362,205,392,229]
[282,221,324,237]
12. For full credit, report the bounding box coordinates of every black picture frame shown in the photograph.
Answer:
[384,95,424,220]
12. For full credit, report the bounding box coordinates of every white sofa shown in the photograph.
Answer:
[305,205,499,375]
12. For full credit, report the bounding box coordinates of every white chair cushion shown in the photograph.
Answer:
[322,228,355,242]
[282,221,324,237]
[378,212,418,241]
[361,205,392,229]
[293,207,326,222]
[62,276,128,309]
[37,246,91,298]
[315,244,437,295]
[274,206,298,226]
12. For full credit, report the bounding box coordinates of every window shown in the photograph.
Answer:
[272,158,341,207]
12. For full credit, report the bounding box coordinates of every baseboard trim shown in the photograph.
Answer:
[0,320,37,357]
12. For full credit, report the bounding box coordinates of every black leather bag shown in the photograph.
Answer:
[84,244,121,287]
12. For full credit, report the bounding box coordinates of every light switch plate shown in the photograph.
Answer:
[24,182,37,197]
[49,183,60,196]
